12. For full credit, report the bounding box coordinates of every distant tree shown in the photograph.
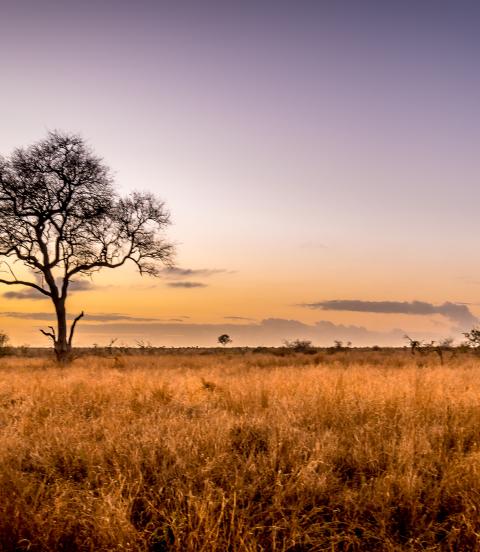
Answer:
[106,338,118,356]
[218,334,232,347]
[0,131,174,362]
[404,335,455,364]
[404,335,422,355]
[136,339,153,352]
[463,328,480,348]
[433,337,454,365]
[463,328,480,352]
[420,338,454,365]
[0,331,9,356]
[0,331,9,349]
[284,339,315,353]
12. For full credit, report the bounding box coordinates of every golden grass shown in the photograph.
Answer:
[1,350,480,550]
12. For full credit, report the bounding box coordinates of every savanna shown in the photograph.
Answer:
[1,348,479,551]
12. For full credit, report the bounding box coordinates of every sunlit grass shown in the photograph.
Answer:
[1,351,480,550]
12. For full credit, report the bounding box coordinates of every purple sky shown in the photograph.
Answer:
[1,1,480,346]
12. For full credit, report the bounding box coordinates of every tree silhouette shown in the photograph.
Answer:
[463,328,480,351]
[218,334,232,347]
[404,334,422,355]
[0,131,174,361]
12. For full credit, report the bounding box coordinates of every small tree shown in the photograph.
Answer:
[404,335,454,364]
[421,338,454,365]
[463,328,480,352]
[0,132,174,362]
[0,331,9,349]
[218,334,232,347]
[284,339,315,353]
[0,331,9,356]
[404,335,422,355]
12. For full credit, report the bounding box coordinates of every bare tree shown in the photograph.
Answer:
[404,335,455,364]
[0,131,174,361]
[404,334,422,355]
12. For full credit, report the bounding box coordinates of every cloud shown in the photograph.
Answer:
[0,312,57,320]
[84,313,160,322]
[224,316,256,321]
[158,267,231,290]
[167,281,208,288]
[302,300,478,330]
[74,317,410,347]
[3,289,46,300]
[68,280,94,292]
[0,312,159,322]
[6,313,456,348]
[3,279,93,300]
[160,267,228,279]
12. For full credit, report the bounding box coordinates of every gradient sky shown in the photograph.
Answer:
[1,0,480,346]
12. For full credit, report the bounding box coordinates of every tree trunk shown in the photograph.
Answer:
[54,299,71,363]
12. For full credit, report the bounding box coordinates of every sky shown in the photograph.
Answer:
[0,0,480,346]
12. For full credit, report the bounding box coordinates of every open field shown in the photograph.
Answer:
[1,350,480,551]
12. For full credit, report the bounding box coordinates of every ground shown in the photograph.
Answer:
[1,349,480,551]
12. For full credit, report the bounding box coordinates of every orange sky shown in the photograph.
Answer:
[0,252,478,347]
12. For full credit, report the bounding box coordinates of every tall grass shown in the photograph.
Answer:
[0,351,480,550]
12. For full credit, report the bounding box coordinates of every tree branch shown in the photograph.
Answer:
[39,328,55,342]
[0,278,51,296]
[66,257,130,278]
[68,311,84,346]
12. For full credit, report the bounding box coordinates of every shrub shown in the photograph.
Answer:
[283,339,315,353]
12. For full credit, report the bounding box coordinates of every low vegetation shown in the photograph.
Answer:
[1,349,480,550]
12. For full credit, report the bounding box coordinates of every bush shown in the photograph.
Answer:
[0,331,10,356]
[283,339,316,354]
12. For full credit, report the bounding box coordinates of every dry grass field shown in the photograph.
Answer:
[1,349,480,551]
